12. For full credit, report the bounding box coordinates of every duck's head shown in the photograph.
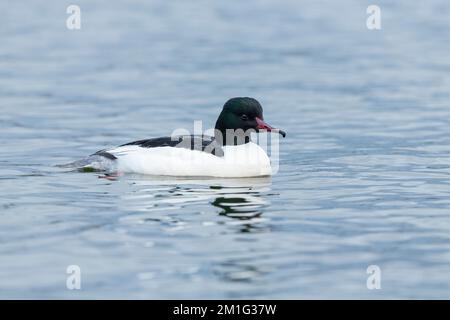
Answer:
[215,97,286,145]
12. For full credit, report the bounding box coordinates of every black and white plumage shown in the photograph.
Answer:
[74,97,285,177]
[116,135,224,156]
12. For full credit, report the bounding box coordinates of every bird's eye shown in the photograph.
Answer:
[240,114,248,121]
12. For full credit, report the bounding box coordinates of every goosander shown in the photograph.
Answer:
[77,97,286,177]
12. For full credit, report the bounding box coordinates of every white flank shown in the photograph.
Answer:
[106,142,272,177]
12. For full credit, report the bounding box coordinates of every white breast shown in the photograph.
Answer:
[107,142,272,177]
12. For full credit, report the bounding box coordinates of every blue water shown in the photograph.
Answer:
[1,0,450,298]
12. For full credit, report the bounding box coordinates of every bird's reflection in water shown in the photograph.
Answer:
[117,175,274,284]
[206,179,271,233]
[119,175,272,233]
[207,183,273,282]
[211,193,266,233]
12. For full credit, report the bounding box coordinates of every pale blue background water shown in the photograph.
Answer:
[1,0,450,298]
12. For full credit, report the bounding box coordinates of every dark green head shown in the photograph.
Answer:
[214,97,286,145]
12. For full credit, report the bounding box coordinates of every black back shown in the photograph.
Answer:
[93,135,224,159]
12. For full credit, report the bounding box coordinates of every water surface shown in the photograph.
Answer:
[1,0,450,298]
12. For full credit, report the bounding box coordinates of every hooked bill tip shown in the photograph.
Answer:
[278,130,286,138]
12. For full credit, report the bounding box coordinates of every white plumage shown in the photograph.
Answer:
[104,142,272,177]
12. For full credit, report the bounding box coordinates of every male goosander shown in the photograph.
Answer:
[78,97,286,177]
